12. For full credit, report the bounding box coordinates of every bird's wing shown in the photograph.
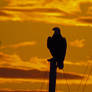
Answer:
[47,36,52,49]
[59,38,67,59]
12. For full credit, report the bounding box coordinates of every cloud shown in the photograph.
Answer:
[1,0,92,26]
[64,60,87,66]
[0,89,48,92]
[0,52,48,71]
[0,8,75,23]
[78,17,92,23]
[0,52,89,71]
[0,52,92,81]
[0,52,90,80]
[0,67,84,80]
[79,2,92,16]
[1,52,92,83]
[0,11,11,17]
[70,39,85,48]
[3,8,66,13]
[0,89,13,91]
[0,41,36,49]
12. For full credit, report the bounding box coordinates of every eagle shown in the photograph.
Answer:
[47,27,67,69]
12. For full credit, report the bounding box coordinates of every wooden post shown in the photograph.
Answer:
[49,61,57,92]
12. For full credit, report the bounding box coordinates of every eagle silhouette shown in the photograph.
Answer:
[47,27,67,69]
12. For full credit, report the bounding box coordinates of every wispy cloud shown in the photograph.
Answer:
[0,52,90,71]
[78,17,92,24]
[0,41,36,49]
[0,52,85,80]
[69,39,85,48]
[1,0,92,26]
[0,89,48,92]
[0,52,48,71]
[65,60,87,66]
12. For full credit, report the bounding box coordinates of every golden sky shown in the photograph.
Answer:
[0,0,92,92]
[0,0,92,26]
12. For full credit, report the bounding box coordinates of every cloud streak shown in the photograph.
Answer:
[0,41,36,49]
[78,17,92,23]
[0,67,84,79]
[0,0,92,26]
[0,52,48,71]
[0,52,90,71]
[70,39,85,48]
[0,52,85,80]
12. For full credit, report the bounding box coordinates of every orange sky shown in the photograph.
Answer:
[0,0,92,26]
[0,0,92,92]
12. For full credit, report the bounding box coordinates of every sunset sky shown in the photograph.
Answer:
[0,0,92,92]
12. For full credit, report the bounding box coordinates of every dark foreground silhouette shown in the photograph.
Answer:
[47,27,67,69]
[47,27,67,92]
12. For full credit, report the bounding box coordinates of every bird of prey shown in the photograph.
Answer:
[47,27,67,69]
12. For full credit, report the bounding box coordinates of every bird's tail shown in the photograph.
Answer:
[57,60,64,69]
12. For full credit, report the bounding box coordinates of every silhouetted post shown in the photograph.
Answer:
[49,61,57,92]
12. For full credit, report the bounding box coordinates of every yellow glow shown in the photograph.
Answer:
[0,0,92,26]
[0,0,92,91]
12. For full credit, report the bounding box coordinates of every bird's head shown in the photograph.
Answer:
[52,27,61,34]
